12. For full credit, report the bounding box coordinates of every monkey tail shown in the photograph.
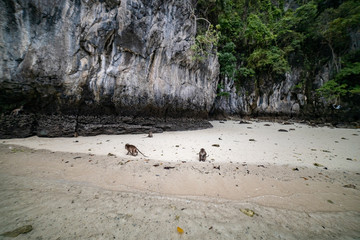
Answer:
[136,148,148,157]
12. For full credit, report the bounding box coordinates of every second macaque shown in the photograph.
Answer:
[199,148,207,162]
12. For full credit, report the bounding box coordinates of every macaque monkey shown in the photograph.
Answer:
[199,148,207,162]
[148,131,153,138]
[125,144,147,157]
[11,106,23,116]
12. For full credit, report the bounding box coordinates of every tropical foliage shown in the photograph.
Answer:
[193,0,360,104]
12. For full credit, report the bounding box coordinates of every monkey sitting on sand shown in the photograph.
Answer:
[199,148,207,162]
[125,144,147,157]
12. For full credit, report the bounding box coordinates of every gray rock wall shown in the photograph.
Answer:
[213,61,358,123]
[0,0,218,117]
[212,69,306,117]
[0,0,219,137]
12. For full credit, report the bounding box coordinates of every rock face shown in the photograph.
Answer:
[0,0,219,138]
[212,64,359,123]
[1,1,357,139]
[212,69,306,117]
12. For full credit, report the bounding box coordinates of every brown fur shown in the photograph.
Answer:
[11,106,23,116]
[199,148,207,162]
[125,144,147,157]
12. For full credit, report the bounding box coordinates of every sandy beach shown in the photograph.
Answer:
[1,120,359,239]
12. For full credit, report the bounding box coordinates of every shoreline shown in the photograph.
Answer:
[2,120,359,171]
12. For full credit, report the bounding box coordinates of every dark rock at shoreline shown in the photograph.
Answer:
[1,225,33,237]
[0,114,212,138]
[37,115,77,137]
[0,114,36,138]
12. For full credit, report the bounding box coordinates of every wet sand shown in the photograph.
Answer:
[0,120,359,239]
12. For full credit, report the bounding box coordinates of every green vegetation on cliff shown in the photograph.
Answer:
[194,0,360,106]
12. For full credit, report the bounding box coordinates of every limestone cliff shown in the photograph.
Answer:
[212,69,306,117]
[212,63,359,123]
[0,0,219,137]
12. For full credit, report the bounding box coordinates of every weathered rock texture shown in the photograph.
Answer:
[0,0,219,138]
[212,69,306,117]
[212,63,359,123]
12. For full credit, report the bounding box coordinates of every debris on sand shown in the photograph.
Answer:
[213,165,220,170]
[343,184,356,189]
[1,225,33,237]
[240,208,255,217]
[239,120,251,124]
[118,160,132,165]
[164,166,175,170]
[313,163,324,167]
[177,227,184,234]
[212,144,220,147]
[278,129,288,132]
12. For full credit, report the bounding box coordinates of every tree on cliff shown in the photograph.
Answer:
[194,0,360,107]
[316,0,360,106]
[190,2,220,62]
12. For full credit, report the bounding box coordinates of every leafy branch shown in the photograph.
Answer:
[189,5,219,62]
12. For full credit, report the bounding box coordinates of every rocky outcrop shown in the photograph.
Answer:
[0,0,218,138]
[212,68,306,117]
[0,114,212,138]
[212,62,359,123]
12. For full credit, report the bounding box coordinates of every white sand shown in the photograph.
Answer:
[2,120,360,171]
[1,120,360,239]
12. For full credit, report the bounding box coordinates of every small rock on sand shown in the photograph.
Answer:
[343,184,356,189]
[240,208,255,217]
[1,225,33,237]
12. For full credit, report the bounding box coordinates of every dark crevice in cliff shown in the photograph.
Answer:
[146,50,157,82]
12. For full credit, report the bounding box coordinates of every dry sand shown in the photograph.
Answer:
[0,120,359,239]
